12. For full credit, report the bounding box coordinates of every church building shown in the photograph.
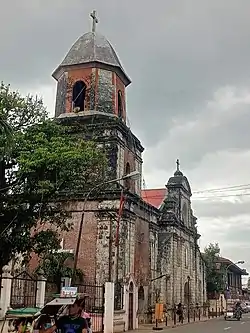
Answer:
[49,11,207,329]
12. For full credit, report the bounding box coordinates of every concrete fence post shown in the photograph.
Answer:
[104,282,114,333]
[36,276,47,308]
[0,266,13,318]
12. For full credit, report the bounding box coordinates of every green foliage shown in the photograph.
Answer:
[203,243,225,293]
[35,252,83,293]
[0,82,107,268]
[0,115,12,149]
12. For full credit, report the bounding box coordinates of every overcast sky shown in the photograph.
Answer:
[1,0,250,280]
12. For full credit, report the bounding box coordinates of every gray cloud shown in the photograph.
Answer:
[2,0,250,146]
[193,199,250,219]
[198,216,250,275]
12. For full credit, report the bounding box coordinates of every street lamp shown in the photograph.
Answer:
[72,170,140,281]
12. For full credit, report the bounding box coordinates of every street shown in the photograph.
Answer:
[164,315,250,333]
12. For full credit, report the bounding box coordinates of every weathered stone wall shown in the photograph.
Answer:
[115,130,143,196]
[95,199,121,284]
[149,228,159,306]
[134,217,150,285]
[97,69,113,114]
[62,200,99,284]
[55,72,67,117]
[157,225,206,307]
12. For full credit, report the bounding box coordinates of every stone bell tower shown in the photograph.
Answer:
[52,10,143,194]
[53,10,130,122]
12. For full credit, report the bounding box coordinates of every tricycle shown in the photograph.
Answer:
[224,305,241,321]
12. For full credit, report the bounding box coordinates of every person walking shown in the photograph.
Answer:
[81,310,91,333]
[176,303,184,323]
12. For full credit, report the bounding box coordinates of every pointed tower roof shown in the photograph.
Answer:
[167,159,192,195]
[52,11,131,86]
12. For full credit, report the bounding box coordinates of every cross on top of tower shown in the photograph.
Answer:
[174,158,183,177]
[176,159,180,171]
[90,10,98,33]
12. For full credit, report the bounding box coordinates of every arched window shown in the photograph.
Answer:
[184,280,191,305]
[118,90,123,118]
[72,80,86,111]
[138,286,145,312]
[185,247,188,268]
[114,282,123,310]
[125,162,131,189]
[182,203,188,224]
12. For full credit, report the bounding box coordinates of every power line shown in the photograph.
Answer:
[193,192,250,200]
[141,183,250,196]
[193,183,250,194]
[142,192,250,200]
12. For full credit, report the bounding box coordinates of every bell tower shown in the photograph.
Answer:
[52,10,130,122]
[52,11,143,195]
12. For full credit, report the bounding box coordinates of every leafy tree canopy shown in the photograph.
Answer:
[203,243,224,293]
[35,252,83,293]
[0,82,107,269]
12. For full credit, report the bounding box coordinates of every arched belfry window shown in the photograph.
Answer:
[185,247,188,268]
[125,162,131,189]
[182,203,188,225]
[72,80,86,111]
[118,90,123,118]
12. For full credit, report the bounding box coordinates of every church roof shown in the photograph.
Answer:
[141,188,167,208]
[141,161,192,208]
[52,32,131,86]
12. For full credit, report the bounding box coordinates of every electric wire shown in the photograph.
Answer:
[142,182,250,200]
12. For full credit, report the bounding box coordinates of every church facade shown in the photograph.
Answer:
[47,12,206,328]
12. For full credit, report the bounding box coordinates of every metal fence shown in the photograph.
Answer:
[44,281,58,304]
[73,283,105,333]
[1,271,38,309]
[163,305,222,326]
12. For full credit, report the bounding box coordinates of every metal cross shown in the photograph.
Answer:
[90,10,98,33]
[176,159,180,171]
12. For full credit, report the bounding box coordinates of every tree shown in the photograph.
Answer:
[0,113,13,157]
[35,252,83,293]
[203,243,225,294]
[0,82,107,269]
[0,115,12,140]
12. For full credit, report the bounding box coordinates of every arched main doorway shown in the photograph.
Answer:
[138,286,145,324]
[184,279,191,305]
[128,282,134,330]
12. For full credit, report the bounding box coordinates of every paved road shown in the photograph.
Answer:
[165,314,250,333]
